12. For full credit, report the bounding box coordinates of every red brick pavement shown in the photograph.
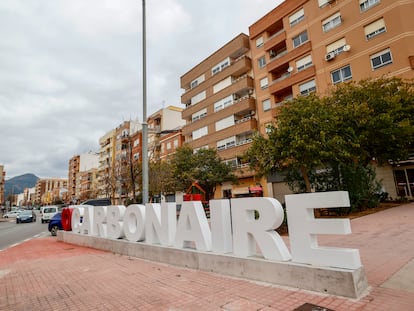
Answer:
[1,203,414,311]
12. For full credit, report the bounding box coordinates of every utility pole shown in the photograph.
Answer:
[141,0,149,204]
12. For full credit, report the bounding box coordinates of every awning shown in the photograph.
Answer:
[232,187,249,195]
[249,186,263,193]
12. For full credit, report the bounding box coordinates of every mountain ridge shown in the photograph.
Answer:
[4,173,39,198]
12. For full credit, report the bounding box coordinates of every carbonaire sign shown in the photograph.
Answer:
[66,191,362,270]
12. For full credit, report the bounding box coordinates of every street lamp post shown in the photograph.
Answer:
[141,0,149,204]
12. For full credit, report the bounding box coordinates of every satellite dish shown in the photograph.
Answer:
[287,66,293,73]
[343,44,351,52]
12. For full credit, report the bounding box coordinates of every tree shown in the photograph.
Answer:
[246,94,353,192]
[148,160,175,200]
[325,77,414,165]
[245,77,414,204]
[170,145,237,200]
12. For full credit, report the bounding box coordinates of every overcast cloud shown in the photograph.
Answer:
[0,0,284,179]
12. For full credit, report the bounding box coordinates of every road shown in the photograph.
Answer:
[0,212,50,251]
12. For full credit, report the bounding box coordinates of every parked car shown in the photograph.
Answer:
[49,199,112,233]
[40,205,59,223]
[48,212,63,236]
[16,210,36,223]
[80,198,112,206]
[3,210,21,218]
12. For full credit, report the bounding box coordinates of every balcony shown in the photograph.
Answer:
[234,163,256,178]
[182,75,254,120]
[267,41,312,73]
[264,30,286,51]
[181,56,252,104]
[217,140,253,160]
[182,97,256,136]
[269,66,316,96]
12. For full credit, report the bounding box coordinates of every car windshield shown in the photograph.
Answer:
[19,210,32,215]
[44,208,55,213]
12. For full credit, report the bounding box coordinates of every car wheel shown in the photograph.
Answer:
[50,225,59,236]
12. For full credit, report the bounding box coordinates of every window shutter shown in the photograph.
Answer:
[326,38,346,53]
[364,18,385,36]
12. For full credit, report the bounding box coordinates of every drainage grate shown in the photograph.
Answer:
[293,303,334,311]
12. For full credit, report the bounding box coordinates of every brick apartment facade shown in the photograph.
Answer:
[181,33,264,199]
[35,178,68,205]
[181,0,414,201]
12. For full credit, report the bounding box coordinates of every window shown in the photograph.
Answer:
[258,56,266,68]
[331,65,352,84]
[174,139,178,148]
[296,55,312,72]
[191,90,206,105]
[217,137,236,151]
[256,36,264,48]
[212,58,230,75]
[216,116,235,131]
[360,0,380,12]
[214,95,233,112]
[260,77,269,89]
[318,0,332,7]
[262,99,271,111]
[322,12,342,32]
[364,18,386,40]
[299,80,316,96]
[192,126,208,140]
[371,49,392,69]
[213,77,232,93]
[293,31,308,48]
[190,74,205,89]
[192,108,207,122]
[326,38,347,56]
[166,142,171,150]
[289,9,304,27]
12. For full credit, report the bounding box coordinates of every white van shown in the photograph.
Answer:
[40,205,59,223]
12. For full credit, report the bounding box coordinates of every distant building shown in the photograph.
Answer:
[147,106,185,161]
[68,152,100,203]
[35,178,68,205]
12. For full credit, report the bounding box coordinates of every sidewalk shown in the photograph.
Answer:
[1,203,414,311]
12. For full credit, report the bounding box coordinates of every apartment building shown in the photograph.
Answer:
[68,153,100,203]
[249,0,414,200]
[35,178,68,205]
[98,128,116,199]
[159,128,185,161]
[147,106,185,161]
[181,33,263,198]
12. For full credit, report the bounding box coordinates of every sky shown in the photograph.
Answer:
[0,0,284,180]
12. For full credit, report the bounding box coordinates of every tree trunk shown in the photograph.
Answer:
[300,166,312,192]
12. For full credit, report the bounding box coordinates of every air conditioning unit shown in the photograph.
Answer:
[325,52,336,61]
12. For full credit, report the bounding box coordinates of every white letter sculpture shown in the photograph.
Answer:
[145,203,176,246]
[231,197,291,261]
[286,191,362,269]
[124,204,145,242]
[210,199,233,253]
[175,201,212,251]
